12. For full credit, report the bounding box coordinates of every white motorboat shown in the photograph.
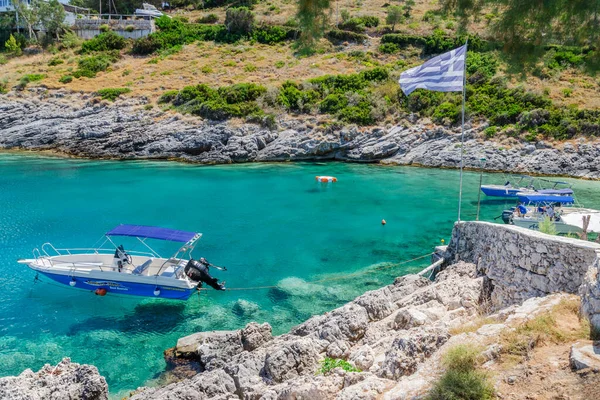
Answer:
[18,224,226,300]
[501,193,600,236]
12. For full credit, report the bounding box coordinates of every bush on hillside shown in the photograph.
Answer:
[197,13,219,24]
[81,31,127,53]
[96,87,131,101]
[225,7,255,35]
[48,57,64,66]
[326,29,368,44]
[427,345,494,400]
[73,52,118,78]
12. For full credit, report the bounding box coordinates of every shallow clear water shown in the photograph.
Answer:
[1,153,600,396]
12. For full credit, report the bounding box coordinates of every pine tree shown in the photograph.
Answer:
[5,34,21,56]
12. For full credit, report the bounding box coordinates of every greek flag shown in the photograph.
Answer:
[399,44,467,96]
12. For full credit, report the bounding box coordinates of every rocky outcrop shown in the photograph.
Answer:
[0,358,108,400]
[448,221,600,309]
[129,261,485,399]
[569,340,600,372]
[579,255,600,329]
[1,92,600,178]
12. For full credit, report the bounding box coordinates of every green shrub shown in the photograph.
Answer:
[48,57,64,66]
[96,87,131,101]
[326,29,368,44]
[275,60,285,68]
[319,358,360,375]
[73,53,117,78]
[379,42,399,54]
[59,75,73,83]
[225,7,255,35]
[428,370,495,400]
[253,25,297,44]
[338,101,375,125]
[319,93,348,113]
[81,31,127,53]
[125,25,135,32]
[99,24,110,32]
[22,74,46,82]
[218,83,266,103]
[60,31,82,49]
[0,79,8,94]
[539,216,558,235]
[278,81,319,112]
[5,34,21,56]
[158,89,179,103]
[131,35,162,55]
[427,345,494,400]
[0,55,7,65]
[433,102,460,124]
[197,13,219,24]
[338,18,367,33]
[483,126,496,138]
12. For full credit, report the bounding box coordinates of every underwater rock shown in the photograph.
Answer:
[0,357,108,400]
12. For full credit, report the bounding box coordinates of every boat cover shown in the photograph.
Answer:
[517,193,575,204]
[107,224,197,242]
[561,213,600,233]
[538,189,574,195]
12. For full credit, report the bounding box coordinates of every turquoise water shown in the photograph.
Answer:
[2,153,600,396]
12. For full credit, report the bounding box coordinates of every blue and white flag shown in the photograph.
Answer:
[399,44,467,96]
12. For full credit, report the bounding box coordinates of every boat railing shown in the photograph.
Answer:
[40,242,155,258]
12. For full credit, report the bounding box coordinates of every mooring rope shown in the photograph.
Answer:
[218,252,434,292]
[30,252,436,296]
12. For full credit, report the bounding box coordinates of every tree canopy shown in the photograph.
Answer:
[441,0,600,47]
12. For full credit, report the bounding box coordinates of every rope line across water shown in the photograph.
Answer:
[31,252,434,295]
[219,252,434,292]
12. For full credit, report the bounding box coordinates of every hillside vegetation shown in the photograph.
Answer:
[1,0,599,142]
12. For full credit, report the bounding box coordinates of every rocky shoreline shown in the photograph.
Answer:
[1,91,600,179]
[2,222,600,399]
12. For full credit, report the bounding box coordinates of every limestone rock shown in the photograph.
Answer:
[570,340,600,372]
[378,328,450,379]
[0,358,108,400]
[263,338,321,383]
[241,322,272,351]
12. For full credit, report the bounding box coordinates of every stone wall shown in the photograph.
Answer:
[447,221,600,309]
[72,19,155,40]
[579,258,600,329]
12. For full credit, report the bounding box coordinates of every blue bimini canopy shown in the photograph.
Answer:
[106,224,198,242]
[517,193,575,204]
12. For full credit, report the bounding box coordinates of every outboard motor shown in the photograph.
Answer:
[501,208,515,225]
[184,258,226,291]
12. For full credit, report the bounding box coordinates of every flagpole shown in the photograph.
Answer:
[457,40,468,225]
[455,40,467,257]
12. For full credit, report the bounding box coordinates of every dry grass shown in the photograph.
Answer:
[449,316,499,335]
[499,298,591,364]
[1,0,598,110]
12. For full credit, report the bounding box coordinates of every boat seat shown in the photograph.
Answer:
[132,259,153,275]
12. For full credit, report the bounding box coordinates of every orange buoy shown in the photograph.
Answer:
[381,219,387,225]
[316,176,337,182]
[94,288,107,296]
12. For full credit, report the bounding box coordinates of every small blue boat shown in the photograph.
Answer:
[19,224,227,300]
[481,176,573,198]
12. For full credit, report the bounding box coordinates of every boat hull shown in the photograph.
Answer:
[480,185,521,198]
[511,218,583,235]
[37,270,198,300]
